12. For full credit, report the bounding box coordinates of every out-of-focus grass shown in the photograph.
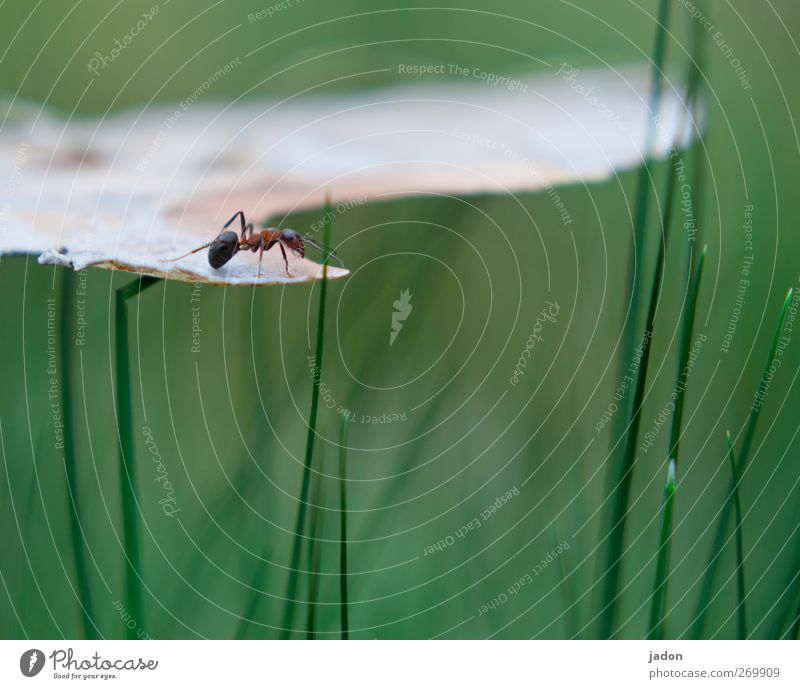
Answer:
[59,269,97,639]
[114,276,161,639]
[339,409,350,640]
[305,461,325,640]
[235,548,269,640]
[599,49,691,635]
[692,288,795,638]
[648,247,707,640]
[725,430,747,640]
[282,195,334,639]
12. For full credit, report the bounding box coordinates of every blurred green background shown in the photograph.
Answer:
[1,0,799,639]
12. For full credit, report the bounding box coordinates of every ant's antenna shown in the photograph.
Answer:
[160,242,213,263]
[302,236,344,267]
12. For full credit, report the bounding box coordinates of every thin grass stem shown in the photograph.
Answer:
[115,274,160,639]
[555,534,578,639]
[306,455,326,639]
[235,551,270,640]
[688,10,706,272]
[339,409,350,640]
[725,430,747,639]
[693,288,794,637]
[649,460,676,640]
[648,246,706,640]
[60,267,97,639]
[625,0,673,331]
[281,193,333,638]
[598,0,674,638]
[599,97,687,639]
[614,0,673,426]
[769,555,800,639]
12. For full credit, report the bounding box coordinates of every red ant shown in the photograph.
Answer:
[162,211,342,278]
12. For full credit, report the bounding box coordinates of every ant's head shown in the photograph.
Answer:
[279,228,304,256]
[280,228,344,267]
[208,230,239,269]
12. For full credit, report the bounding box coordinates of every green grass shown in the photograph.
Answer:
[597,0,674,638]
[648,245,707,640]
[644,13,715,640]
[648,460,676,640]
[305,457,326,639]
[622,0,673,336]
[598,2,710,636]
[598,91,690,639]
[281,194,334,638]
[692,288,794,638]
[59,268,97,639]
[725,430,747,639]
[768,555,800,639]
[235,550,270,640]
[735,288,794,470]
[687,5,707,248]
[115,275,161,640]
[339,409,350,640]
[555,532,578,639]
[611,0,675,425]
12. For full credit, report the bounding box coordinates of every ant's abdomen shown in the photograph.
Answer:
[208,231,239,269]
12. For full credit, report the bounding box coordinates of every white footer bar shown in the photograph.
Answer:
[1,640,797,688]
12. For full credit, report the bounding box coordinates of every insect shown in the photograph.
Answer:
[162,211,342,278]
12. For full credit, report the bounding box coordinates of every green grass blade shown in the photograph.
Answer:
[115,275,160,640]
[625,0,673,327]
[306,455,326,640]
[598,103,685,639]
[688,9,706,266]
[648,459,676,640]
[555,533,578,639]
[669,245,707,460]
[693,288,794,638]
[648,246,706,640]
[616,0,673,393]
[769,553,800,639]
[60,268,97,639]
[615,0,673,426]
[614,0,673,431]
[738,290,794,463]
[235,550,270,640]
[725,430,747,639]
[339,409,350,640]
[282,193,334,638]
[598,0,676,637]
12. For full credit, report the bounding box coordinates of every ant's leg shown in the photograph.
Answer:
[278,242,292,277]
[255,237,279,278]
[160,241,212,262]
[256,243,265,279]
[223,211,246,233]
[240,222,255,241]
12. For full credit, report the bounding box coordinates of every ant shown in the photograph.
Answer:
[162,211,342,278]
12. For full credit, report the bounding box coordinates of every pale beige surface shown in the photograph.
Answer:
[0,66,694,285]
